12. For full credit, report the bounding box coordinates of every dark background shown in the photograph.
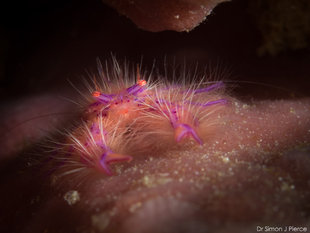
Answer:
[1,0,310,101]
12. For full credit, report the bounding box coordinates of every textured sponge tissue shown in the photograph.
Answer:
[102,0,230,32]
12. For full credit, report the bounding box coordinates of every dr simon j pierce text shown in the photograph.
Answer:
[257,226,307,232]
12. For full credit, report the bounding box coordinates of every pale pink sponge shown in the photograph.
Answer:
[60,61,228,175]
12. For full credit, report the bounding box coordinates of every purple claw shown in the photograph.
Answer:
[185,98,227,108]
[202,99,227,107]
[175,123,203,145]
[99,151,132,175]
[99,152,112,175]
[194,81,224,94]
